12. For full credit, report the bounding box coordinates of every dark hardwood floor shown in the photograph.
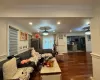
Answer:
[30,52,93,80]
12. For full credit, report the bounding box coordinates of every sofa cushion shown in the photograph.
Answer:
[36,49,53,54]
[43,49,52,53]
[3,58,18,80]
[18,50,31,60]
[36,49,43,54]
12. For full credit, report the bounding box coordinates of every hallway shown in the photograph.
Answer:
[30,52,93,80]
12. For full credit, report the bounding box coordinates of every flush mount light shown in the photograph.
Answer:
[57,21,61,25]
[29,22,33,25]
[43,32,49,36]
[85,31,91,35]
[42,28,49,36]
[53,31,55,32]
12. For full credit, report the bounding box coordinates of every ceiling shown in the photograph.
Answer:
[10,18,90,33]
[0,0,93,6]
[0,0,93,18]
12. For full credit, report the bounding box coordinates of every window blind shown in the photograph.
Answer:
[9,26,18,56]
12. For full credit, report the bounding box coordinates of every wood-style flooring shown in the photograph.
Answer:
[30,52,93,80]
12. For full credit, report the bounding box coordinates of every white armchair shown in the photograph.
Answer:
[3,58,33,80]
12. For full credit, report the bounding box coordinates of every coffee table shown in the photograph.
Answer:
[40,58,61,80]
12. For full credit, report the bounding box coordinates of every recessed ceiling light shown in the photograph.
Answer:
[29,22,33,25]
[57,21,61,25]
[70,30,72,32]
[86,21,90,25]
[53,31,55,32]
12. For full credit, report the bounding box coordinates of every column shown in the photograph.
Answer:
[91,2,100,80]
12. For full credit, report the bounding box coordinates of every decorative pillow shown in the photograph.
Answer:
[31,50,36,57]
[3,58,18,80]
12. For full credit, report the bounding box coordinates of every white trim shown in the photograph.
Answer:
[0,54,7,61]
[90,77,94,80]
[0,54,6,57]
[90,53,100,59]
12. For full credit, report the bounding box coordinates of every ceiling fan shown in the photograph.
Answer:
[39,27,51,36]
[83,26,91,35]
[82,26,90,32]
[42,28,49,36]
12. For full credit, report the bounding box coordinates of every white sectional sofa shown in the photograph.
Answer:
[1,48,54,80]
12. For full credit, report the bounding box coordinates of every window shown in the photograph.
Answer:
[43,35,54,49]
[9,26,18,56]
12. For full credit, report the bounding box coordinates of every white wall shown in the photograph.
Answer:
[0,20,8,61]
[0,19,32,61]
[56,34,67,53]
[90,2,100,80]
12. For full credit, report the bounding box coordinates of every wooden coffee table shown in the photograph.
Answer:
[40,58,61,80]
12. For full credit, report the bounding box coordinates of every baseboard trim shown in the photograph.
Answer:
[90,53,100,59]
[90,77,94,80]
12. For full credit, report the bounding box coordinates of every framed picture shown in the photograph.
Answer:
[20,31,28,41]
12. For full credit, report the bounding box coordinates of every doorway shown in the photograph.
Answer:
[43,35,54,49]
[67,36,86,52]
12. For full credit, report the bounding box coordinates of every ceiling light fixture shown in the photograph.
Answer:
[53,31,55,32]
[57,21,61,25]
[29,22,33,25]
[42,28,49,36]
[43,32,48,36]
[85,31,91,35]
[70,30,72,32]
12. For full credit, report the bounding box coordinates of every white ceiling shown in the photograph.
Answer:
[0,0,92,33]
[10,18,90,33]
[0,0,93,17]
[0,0,92,6]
